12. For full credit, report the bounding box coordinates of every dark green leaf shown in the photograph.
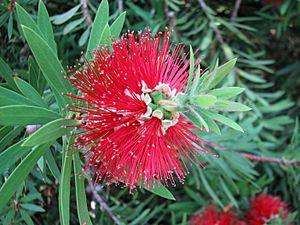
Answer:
[0,143,51,210]
[0,86,37,106]
[0,57,18,91]
[22,118,79,146]
[145,182,175,200]
[37,0,57,53]
[0,105,61,125]
[21,203,45,212]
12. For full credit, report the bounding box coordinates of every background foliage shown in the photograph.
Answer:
[0,0,300,224]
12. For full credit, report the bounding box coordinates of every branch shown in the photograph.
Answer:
[88,179,122,225]
[198,0,224,45]
[80,0,92,27]
[239,153,300,166]
[231,0,242,21]
[118,0,123,12]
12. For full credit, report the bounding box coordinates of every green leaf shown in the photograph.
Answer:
[207,58,237,90]
[20,209,35,225]
[21,203,45,212]
[63,17,85,35]
[51,5,81,25]
[86,0,109,56]
[59,150,72,225]
[0,143,51,210]
[73,152,93,225]
[22,118,79,146]
[21,26,72,107]
[0,140,31,174]
[0,86,38,106]
[0,105,61,125]
[16,3,42,37]
[200,109,244,132]
[0,57,18,91]
[185,107,209,132]
[45,150,61,181]
[3,209,15,225]
[214,100,252,112]
[0,126,23,151]
[14,77,48,108]
[8,13,13,40]
[110,12,126,38]
[208,87,245,100]
[186,46,195,94]
[99,23,112,49]
[190,94,217,108]
[37,0,57,53]
[145,182,176,200]
[199,170,224,208]
[79,28,90,46]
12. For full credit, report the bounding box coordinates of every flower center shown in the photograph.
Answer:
[140,81,179,134]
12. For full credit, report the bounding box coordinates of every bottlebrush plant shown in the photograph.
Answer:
[0,0,251,224]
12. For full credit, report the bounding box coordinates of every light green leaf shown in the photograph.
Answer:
[22,118,79,146]
[145,182,175,200]
[0,140,31,174]
[21,26,72,107]
[99,23,112,49]
[63,17,85,35]
[186,46,195,94]
[207,58,237,89]
[51,5,81,25]
[200,109,244,132]
[110,12,126,38]
[86,0,109,57]
[3,209,15,225]
[14,77,48,108]
[186,107,209,132]
[0,143,51,210]
[190,95,217,108]
[37,0,57,53]
[73,152,93,225]
[0,105,61,125]
[79,28,90,46]
[208,87,245,100]
[214,100,252,112]
[21,203,45,212]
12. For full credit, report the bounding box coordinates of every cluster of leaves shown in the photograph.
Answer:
[0,0,299,224]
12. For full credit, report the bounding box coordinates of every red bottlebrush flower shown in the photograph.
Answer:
[67,28,211,190]
[189,206,244,225]
[246,194,292,225]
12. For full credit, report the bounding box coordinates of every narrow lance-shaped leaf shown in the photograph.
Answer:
[0,143,51,210]
[0,140,31,174]
[144,181,176,200]
[14,77,48,108]
[200,109,244,132]
[110,12,126,38]
[208,87,245,100]
[86,0,109,58]
[0,86,38,107]
[59,137,74,225]
[73,153,93,225]
[21,26,73,107]
[213,100,252,112]
[22,118,80,146]
[37,0,57,53]
[207,58,237,90]
[0,105,61,125]
[186,46,195,94]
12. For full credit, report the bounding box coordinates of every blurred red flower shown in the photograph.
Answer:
[189,206,244,225]
[67,28,210,190]
[246,194,291,225]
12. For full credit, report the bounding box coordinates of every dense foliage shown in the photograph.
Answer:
[0,0,299,224]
